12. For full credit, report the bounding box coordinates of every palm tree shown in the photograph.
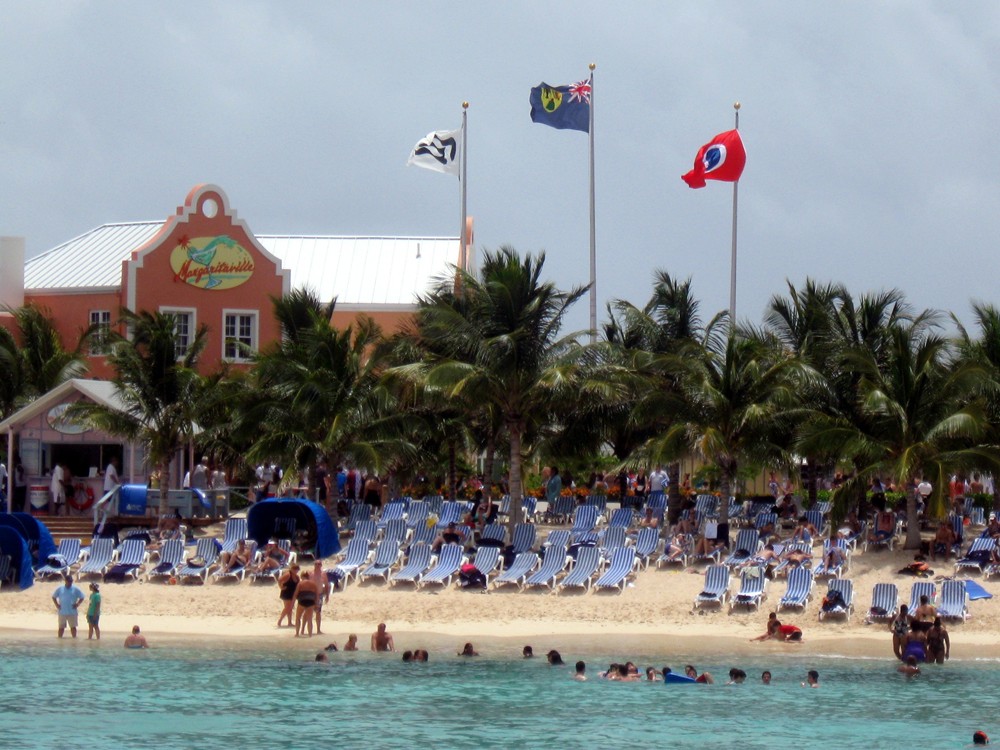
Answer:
[643,328,805,532]
[399,246,588,533]
[800,322,997,548]
[71,309,207,515]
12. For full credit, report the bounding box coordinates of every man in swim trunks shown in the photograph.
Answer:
[930,521,956,561]
[52,575,85,639]
[913,595,937,625]
[123,625,148,649]
[371,622,395,652]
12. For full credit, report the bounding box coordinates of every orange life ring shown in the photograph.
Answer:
[68,483,96,511]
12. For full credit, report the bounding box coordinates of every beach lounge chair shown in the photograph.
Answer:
[273,516,297,540]
[520,497,538,523]
[212,540,258,582]
[177,537,220,584]
[969,505,986,528]
[643,493,667,524]
[220,517,248,554]
[353,520,377,547]
[545,495,575,524]
[938,579,969,622]
[955,537,995,576]
[865,511,899,552]
[359,538,403,583]
[436,501,464,529]
[599,526,627,558]
[754,512,777,538]
[472,545,501,579]
[570,506,598,542]
[730,565,768,612]
[723,529,761,569]
[772,542,813,578]
[423,495,444,516]
[332,537,373,585]
[607,507,633,529]
[102,538,148,583]
[248,539,294,583]
[812,539,849,578]
[78,538,114,579]
[543,529,572,551]
[694,564,730,608]
[868,582,899,622]
[390,542,432,587]
[419,543,465,588]
[633,527,661,569]
[908,581,937,613]
[0,555,10,589]
[148,538,186,581]
[408,522,436,551]
[377,500,406,529]
[494,552,538,590]
[695,495,718,519]
[819,578,854,621]
[511,523,536,555]
[481,523,507,547]
[344,503,371,534]
[558,545,602,593]
[656,534,692,568]
[405,501,429,530]
[35,538,82,579]
[804,509,829,540]
[524,545,569,590]
[593,547,637,593]
[778,566,814,611]
[380,518,407,547]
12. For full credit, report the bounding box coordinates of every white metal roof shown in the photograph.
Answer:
[0,378,127,432]
[24,222,460,306]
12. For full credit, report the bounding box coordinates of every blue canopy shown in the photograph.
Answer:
[11,513,58,564]
[0,526,34,590]
[246,499,340,559]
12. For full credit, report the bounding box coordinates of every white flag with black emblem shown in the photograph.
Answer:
[407,127,462,176]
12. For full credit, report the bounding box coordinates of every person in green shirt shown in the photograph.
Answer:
[86,583,101,640]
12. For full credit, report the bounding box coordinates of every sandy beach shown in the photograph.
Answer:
[4,530,999,660]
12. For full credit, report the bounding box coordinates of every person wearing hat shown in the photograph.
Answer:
[86,583,101,640]
[974,731,990,745]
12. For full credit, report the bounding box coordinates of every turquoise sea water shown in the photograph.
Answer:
[0,642,995,749]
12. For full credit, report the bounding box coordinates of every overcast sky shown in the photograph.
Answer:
[3,2,999,335]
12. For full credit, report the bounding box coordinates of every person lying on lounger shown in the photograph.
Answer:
[219,539,251,573]
[252,540,289,573]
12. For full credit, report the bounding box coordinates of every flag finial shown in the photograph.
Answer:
[589,62,596,71]
[462,101,469,109]
[734,101,741,110]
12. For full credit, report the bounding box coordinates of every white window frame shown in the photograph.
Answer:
[89,310,112,355]
[222,308,259,362]
[160,306,197,358]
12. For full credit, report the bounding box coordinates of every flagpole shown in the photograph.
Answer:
[588,62,597,344]
[729,101,740,331]
[460,101,469,272]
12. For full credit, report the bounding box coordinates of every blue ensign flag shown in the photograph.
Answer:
[529,79,591,133]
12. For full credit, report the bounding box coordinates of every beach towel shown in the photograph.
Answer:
[965,580,993,600]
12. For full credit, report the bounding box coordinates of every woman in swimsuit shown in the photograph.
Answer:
[902,626,928,663]
[294,571,319,637]
[925,617,950,664]
[277,564,300,628]
[889,604,911,660]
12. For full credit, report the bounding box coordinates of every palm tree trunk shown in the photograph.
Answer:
[667,462,682,525]
[448,440,457,501]
[719,465,733,549]
[904,483,921,550]
[805,456,818,506]
[159,457,171,516]
[507,424,523,539]
[483,432,496,502]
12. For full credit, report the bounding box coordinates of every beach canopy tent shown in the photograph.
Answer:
[0,526,35,590]
[247,499,340,559]
[0,513,57,567]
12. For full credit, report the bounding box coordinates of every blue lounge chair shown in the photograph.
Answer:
[148,539,186,581]
[359,538,403,583]
[633,527,660,569]
[472,546,501,580]
[938,579,969,622]
[544,529,571,551]
[730,565,768,612]
[35,538,82,579]
[955,537,995,576]
[772,542,812,578]
[813,539,849,578]
[248,539,294,583]
[643,493,667,525]
[333,537,373,585]
[594,547,636,593]
[867,582,898,622]
[405,501,429,530]
[599,526,627,558]
[694,564,730,608]
[723,529,760,569]
[220,517,248,554]
[524,545,569,590]
[778,567,814,611]
[377,500,406,529]
[423,495,444,516]
[558,545,602,593]
[570,506,598,541]
[212,540,258,582]
[481,523,507,546]
[78,538,115,580]
[380,518,407,546]
[520,497,538,523]
[511,523,536,555]
[754,512,777,537]
[273,516,297,540]
[546,495,575,524]
[656,534,692,568]
[493,552,538,590]
[436,501,464,529]
[353,520,377,547]
[804,509,829,540]
[390,542,432,587]
[177,538,219,584]
[344,503,371,534]
[104,538,148,582]
[909,581,937,613]
[695,495,718,519]
[607,507,633,529]
[819,578,854,621]
[419,543,465,588]
[408,523,436,550]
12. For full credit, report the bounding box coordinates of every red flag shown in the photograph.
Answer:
[682,129,746,188]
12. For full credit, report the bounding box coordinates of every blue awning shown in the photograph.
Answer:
[12,513,58,564]
[246,499,340,559]
[0,526,34,590]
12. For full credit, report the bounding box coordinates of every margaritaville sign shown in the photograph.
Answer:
[170,235,255,290]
